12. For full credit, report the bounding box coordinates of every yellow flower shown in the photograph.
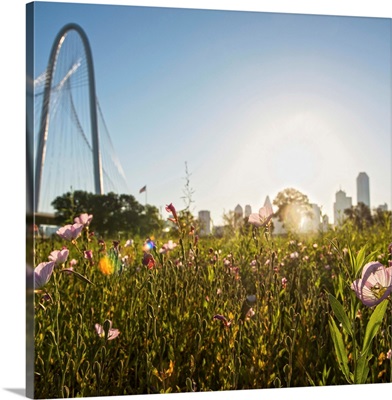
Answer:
[98,256,114,275]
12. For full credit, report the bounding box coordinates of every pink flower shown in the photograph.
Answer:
[165,203,178,223]
[95,320,120,341]
[246,308,255,320]
[351,261,392,307]
[70,259,78,267]
[282,277,288,288]
[84,250,93,261]
[48,248,69,265]
[56,223,84,241]
[74,213,93,226]
[34,261,55,289]
[290,251,299,259]
[159,240,177,254]
[248,204,273,227]
[213,314,231,328]
[387,349,392,360]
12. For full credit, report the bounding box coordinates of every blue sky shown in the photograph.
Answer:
[31,1,391,224]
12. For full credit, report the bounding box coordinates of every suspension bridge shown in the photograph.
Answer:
[30,23,130,221]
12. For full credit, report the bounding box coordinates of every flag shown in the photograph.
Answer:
[139,185,147,194]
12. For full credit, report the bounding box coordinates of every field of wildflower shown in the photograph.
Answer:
[30,203,392,398]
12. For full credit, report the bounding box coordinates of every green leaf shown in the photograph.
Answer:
[328,293,353,337]
[207,265,215,283]
[362,299,388,354]
[328,317,351,383]
[350,245,380,278]
[353,246,367,277]
[354,352,370,384]
[60,269,94,285]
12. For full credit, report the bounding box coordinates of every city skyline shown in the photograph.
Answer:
[208,170,387,229]
[31,2,391,227]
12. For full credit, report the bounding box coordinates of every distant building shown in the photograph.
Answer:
[322,214,329,232]
[213,225,225,237]
[376,203,388,212]
[297,203,322,233]
[41,224,61,238]
[264,196,273,210]
[261,195,284,235]
[198,210,211,236]
[334,189,352,226]
[272,217,286,235]
[234,204,243,218]
[311,204,322,231]
[234,204,243,228]
[357,172,370,208]
[244,204,252,218]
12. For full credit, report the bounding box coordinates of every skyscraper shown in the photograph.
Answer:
[333,189,352,226]
[198,210,211,236]
[234,204,243,228]
[234,204,243,218]
[357,172,370,208]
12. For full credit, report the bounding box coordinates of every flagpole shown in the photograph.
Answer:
[145,188,147,206]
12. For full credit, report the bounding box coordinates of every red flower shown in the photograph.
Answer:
[165,203,178,223]
[142,253,156,269]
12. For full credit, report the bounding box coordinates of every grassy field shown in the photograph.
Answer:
[31,210,392,398]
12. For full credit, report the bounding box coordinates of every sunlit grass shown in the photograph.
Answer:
[32,211,392,398]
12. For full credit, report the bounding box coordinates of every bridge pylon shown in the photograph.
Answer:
[34,23,104,213]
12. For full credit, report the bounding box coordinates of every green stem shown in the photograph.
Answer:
[52,271,64,396]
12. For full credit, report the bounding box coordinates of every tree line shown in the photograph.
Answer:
[51,188,391,240]
[51,190,163,239]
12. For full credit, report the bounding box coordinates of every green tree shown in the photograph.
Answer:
[139,204,164,237]
[51,191,163,239]
[221,210,236,237]
[372,207,391,228]
[273,187,312,232]
[343,202,373,230]
[51,190,94,225]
